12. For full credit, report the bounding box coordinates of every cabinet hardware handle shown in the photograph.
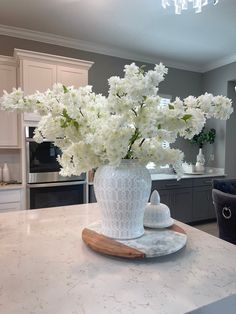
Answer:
[27,181,86,188]
[204,180,212,184]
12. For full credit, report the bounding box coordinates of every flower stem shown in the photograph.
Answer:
[139,138,145,147]
[124,128,140,159]
[131,108,137,116]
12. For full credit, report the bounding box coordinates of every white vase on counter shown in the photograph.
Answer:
[94,159,151,240]
[2,162,10,183]
[195,148,205,173]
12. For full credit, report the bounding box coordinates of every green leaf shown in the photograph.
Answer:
[60,118,67,128]
[61,109,80,130]
[190,127,216,148]
[139,65,146,75]
[182,114,192,122]
[72,120,79,130]
[63,85,69,93]
[168,104,174,110]
[62,108,69,119]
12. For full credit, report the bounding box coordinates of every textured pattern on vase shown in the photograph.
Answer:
[94,160,151,239]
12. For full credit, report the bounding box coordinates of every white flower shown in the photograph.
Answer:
[0,63,233,178]
[124,63,140,77]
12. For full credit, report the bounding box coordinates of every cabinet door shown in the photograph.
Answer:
[0,64,19,147]
[193,186,216,220]
[22,60,56,121]
[151,181,172,206]
[57,65,88,88]
[158,189,171,208]
[171,188,193,223]
[192,186,210,220]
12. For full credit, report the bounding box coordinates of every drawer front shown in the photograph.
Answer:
[152,178,192,190]
[0,189,21,203]
[193,176,225,187]
[0,202,21,212]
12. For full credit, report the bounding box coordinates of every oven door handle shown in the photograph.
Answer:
[27,181,86,188]
[26,138,53,143]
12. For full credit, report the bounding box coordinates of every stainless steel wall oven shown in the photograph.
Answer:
[25,127,87,209]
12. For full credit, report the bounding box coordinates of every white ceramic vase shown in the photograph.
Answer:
[2,162,10,183]
[94,159,151,240]
[195,148,205,172]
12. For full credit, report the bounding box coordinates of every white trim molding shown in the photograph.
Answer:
[0,55,16,66]
[204,54,236,72]
[14,49,94,70]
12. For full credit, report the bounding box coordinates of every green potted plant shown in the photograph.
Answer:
[190,127,216,148]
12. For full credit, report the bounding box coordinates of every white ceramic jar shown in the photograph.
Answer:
[144,190,174,228]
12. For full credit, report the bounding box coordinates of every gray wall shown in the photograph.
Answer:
[202,62,236,169]
[0,34,204,164]
[0,35,202,97]
[225,81,236,177]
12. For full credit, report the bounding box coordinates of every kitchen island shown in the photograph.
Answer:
[1,203,236,314]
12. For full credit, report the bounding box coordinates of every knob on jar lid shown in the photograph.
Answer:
[150,189,160,205]
[144,190,174,229]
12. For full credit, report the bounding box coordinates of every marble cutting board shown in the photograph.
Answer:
[82,221,187,259]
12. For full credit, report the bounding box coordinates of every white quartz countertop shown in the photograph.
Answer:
[0,183,23,190]
[1,203,236,314]
[151,168,225,181]
[88,169,225,185]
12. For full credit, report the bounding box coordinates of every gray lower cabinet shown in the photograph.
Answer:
[89,176,223,223]
[192,186,210,220]
[152,179,193,223]
[171,188,193,223]
[158,189,171,208]
[152,176,223,223]
[192,178,216,220]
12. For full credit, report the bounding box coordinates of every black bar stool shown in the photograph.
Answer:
[212,179,236,245]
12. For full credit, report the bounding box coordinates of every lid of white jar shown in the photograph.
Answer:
[144,190,173,228]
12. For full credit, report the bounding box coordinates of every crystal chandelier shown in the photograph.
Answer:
[162,0,219,14]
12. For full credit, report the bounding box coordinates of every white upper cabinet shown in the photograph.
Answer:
[14,49,94,122]
[0,57,19,148]
[22,59,56,94]
[57,65,88,88]
[19,59,57,122]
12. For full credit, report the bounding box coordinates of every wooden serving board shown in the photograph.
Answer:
[82,222,187,259]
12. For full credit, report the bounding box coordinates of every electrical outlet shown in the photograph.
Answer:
[209,154,214,161]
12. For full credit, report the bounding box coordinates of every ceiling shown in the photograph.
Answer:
[0,0,235,72]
